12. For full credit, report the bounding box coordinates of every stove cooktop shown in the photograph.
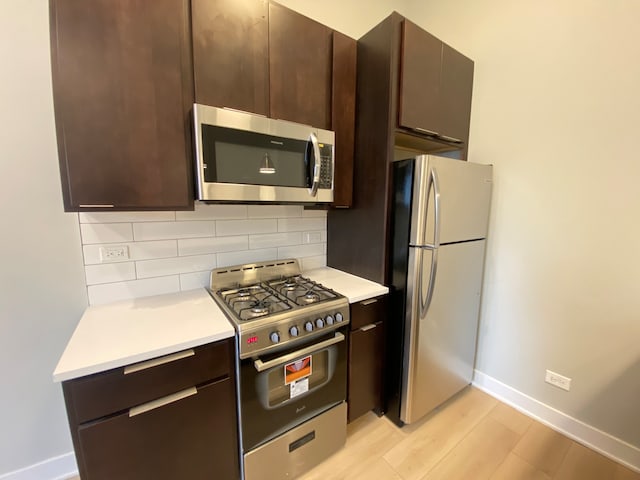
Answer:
[209,259,350,358]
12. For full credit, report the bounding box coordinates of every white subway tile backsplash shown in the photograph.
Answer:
[79,212,175,223]
[217,248,278,268]
[300,255,327,271]
[84,262,136,285]
[87,276,181,305]
[278,218,325,232]
[249,232,302,249]
[78,204,326,305]
[302,208,328,217]
[247,205,302,218]
[178,236,248,256]
[216,219,277,236]
[176,203,247,221]
[278,243,325,260]
[133,221,215,241]
[136,254,217,279]
[179,271,211,291]
[80,223,134,244]
[83,240,178,265]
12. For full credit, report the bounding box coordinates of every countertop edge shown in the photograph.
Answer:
[53,328,234,383]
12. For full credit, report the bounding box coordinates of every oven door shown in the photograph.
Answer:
[239,329,347,452]
[193,104,334,203]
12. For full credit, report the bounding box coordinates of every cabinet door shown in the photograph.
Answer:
[439,43,474,145]
[398,19,442,135]
[331,31,357,208]
[50,0,194,211]
[348,323,384,423]
[268,3,332,129]
[77,378,239,480]
[192,0,269,115]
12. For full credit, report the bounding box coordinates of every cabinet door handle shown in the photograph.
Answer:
[360,323,378,332]
[436,134,463,144]
[78,204,114,208]
[128,387,197,417]
[413,127,439,136]
[124,349,195,375]
[361,298,378,306]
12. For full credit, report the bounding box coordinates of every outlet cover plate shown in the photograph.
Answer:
[99,245,130,262]
[545,369,571,391]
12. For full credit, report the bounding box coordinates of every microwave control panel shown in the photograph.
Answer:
[318,144,334,189]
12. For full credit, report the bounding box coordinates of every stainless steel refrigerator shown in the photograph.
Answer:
[386,154,493,426]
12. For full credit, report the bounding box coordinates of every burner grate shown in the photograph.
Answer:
[220,284,291,321]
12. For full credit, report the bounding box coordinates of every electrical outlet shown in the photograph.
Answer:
[99,245,130,262]
[545,369,571,391]
[303,232,322,244]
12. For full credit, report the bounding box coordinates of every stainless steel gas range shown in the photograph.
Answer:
[209,259,350,480]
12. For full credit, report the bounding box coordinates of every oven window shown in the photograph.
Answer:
[202,125,310,188]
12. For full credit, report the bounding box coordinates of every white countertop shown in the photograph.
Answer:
[53,288,234,382]
[303,267,389,303]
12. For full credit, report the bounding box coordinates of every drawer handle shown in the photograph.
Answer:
[360,323,378,332]
[360,298,378,306]
[124,349,195,375]
[129,387,197,417]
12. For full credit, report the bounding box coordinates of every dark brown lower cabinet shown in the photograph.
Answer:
[62,339,240,480]
[78,378,237,480]
[347,295,388,423]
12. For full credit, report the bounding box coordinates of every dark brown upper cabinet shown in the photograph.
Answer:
[192,0,269,115]
[331,31,357,208]
[268,3,332,129]
[50,0,194,211]
[399,19,474,148]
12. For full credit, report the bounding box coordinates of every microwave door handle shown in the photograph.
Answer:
[253,332,345,372]
[308,132,321,197]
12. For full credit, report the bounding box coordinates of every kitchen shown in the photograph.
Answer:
[1,0,640,479]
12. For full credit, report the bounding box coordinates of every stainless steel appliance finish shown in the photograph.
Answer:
[243,402,347,480]
[193,104,335,204]
[208,259,349,479]
[388,155,493,425]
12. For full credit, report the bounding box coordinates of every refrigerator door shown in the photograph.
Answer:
[409,155,493,247]
[401,240,486,424]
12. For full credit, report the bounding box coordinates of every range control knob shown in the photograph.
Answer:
[289,326,299,337]
[316,318,325,329]
[270,331,280,344]
[335,312,344,323]
[325,315,335,326]
[304,321,314,332]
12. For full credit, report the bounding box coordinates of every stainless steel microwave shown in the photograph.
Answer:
[193,104,335,204]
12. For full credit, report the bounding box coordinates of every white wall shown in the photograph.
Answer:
[405,0,640,449]
[0,1,88,476]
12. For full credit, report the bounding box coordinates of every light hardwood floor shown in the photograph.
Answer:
[67,387,639,480]
[299,387,639,480]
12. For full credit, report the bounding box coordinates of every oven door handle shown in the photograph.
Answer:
[253,332,345,372]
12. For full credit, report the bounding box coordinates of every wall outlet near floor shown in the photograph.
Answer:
[99,245,129,262]
[545,369,572,391]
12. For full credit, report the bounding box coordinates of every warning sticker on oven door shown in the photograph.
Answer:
[284,355,312,385]
[290,378,309,399]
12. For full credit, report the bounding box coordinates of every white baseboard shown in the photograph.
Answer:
[473,369,640,474]
[0,452,77,480]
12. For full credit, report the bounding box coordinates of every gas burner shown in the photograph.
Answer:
[298,291,321,304]
[249,301,270,315]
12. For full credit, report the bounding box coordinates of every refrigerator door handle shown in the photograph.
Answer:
[431,168,442,248]
[419,247,438,319]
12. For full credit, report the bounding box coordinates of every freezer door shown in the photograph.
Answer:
[401,240,486,424]
[410,155,493,247]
